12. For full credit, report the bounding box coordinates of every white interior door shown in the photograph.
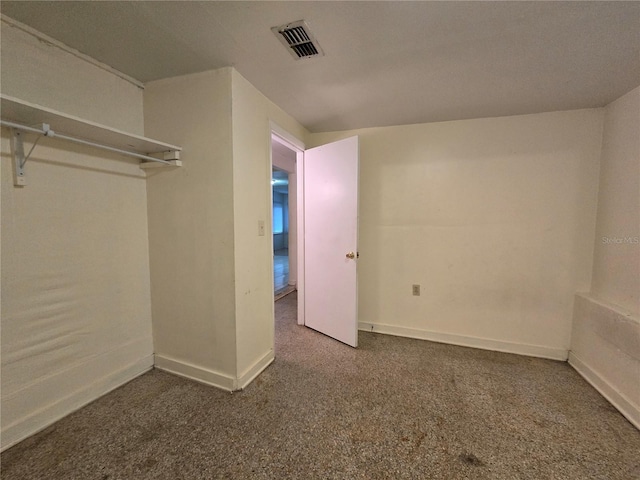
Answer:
[304,136,359,347]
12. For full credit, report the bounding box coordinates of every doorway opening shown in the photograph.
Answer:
[271,134,298,302]
[272,167,293,299]
[269,125,359,342]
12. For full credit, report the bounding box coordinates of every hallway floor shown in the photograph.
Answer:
[274,248,290,295]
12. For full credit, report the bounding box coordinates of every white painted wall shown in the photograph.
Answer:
[1,24,152,450]
[230,70,307,385]
[144,69,238,390]
[570,86,640,429]
[309,109,603,360]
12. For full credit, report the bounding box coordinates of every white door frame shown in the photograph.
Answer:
[269,122,306,326]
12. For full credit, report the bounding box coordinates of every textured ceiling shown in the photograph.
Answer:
[2,1,639,133]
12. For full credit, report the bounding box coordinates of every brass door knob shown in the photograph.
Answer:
[346,252,355,259]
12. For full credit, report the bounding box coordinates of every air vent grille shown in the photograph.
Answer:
[272,20,324,60]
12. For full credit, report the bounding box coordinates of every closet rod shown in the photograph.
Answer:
[0,119,173,165]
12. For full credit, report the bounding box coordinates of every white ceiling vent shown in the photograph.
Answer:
[272,20,324,60]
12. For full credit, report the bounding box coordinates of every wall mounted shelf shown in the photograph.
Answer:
[1,94,182,186]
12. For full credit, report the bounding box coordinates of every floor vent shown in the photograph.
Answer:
[272,20,324,60]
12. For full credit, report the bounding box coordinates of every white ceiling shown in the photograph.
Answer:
[2,1,639,133]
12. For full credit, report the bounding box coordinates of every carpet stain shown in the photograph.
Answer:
[139,429,159,444]
[459,452,484,467]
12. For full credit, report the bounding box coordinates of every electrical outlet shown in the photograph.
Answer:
[412,284,420,296]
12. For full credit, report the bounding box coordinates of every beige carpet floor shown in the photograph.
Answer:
[2,292,639,479]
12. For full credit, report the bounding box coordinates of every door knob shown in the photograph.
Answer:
[346,252,355,259]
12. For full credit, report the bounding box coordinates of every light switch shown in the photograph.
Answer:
[258,220,265,236]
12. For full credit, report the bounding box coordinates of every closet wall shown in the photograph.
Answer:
[144,68,238,387]
[1,23,153,450]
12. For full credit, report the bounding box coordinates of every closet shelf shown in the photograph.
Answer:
[1,94,182,185]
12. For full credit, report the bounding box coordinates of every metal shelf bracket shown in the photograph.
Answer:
[11,129,27,187]
[10,123,54,187]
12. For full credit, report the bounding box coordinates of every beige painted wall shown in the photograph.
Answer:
[309,109,603,359]
[1,25,152,449]
[230,70,308,383]
[570,86,640,429]
[591,86,640,315]
[144,69,238,388]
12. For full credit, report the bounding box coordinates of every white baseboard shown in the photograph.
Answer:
[155,350,275,392]
[154,354,235,392]
[568,352,640,430]
[358,322,568,361]
[1,348,153,452]
[237,350,275,390]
